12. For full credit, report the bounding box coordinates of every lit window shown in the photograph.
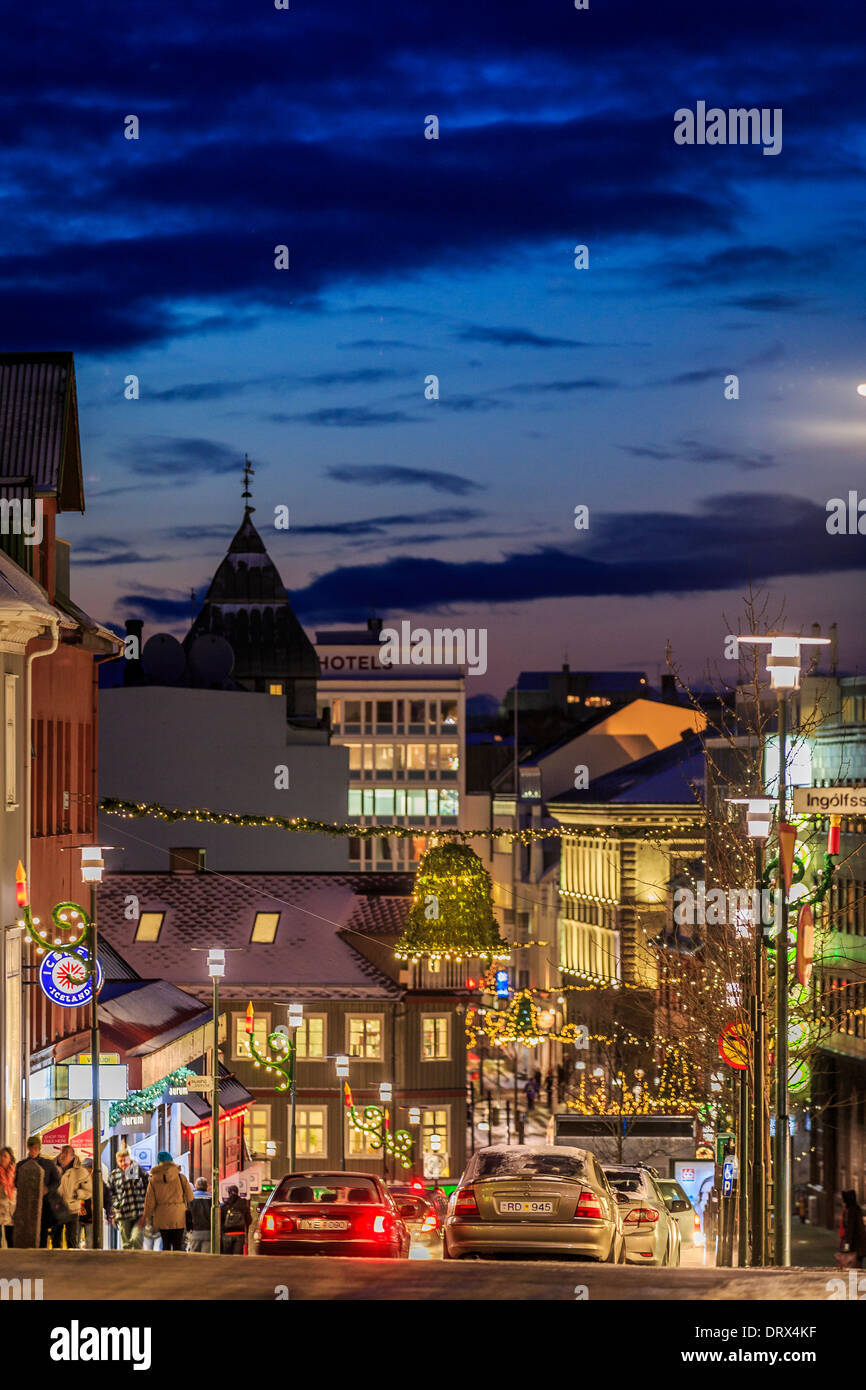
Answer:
[347,745,362,771]
[374,789,395,816]
[344,701,362,725]
[439,744,459,771]
[421,1108,449,1175]
[375,744,394,771]
[440,700,458,727]
[348,1016,382,1059]
[567,694,581,704]
[348,1123,379,1157]
[296,1015,326,1059]
[439,790,459,817]
[295,1106,327,1158]
[585,696,612,708]
[134,912,164,942]
[251,912,280,943]
[407,790,427,816]
[407,744,426,771]
[348,789,362,816]
[244,1104,270,1156]
[422,1016,450,1060]
[268,682,284,696]
[235,1013,270,1059]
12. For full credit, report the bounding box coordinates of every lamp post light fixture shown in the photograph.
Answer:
[336,1055,349,1170]
[379,1082,393,1180]
[737,633,829,1268]
[408,1106,421,1126]
[206,948,225,1255]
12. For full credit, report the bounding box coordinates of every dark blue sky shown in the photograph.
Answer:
[5,0,866,692]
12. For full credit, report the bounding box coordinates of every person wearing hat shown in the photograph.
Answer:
[187,1177,213,1252]
[143,1151,194,1251]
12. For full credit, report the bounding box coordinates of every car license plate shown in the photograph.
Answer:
[297,1218,349,1231]
[496,1200,554,1215]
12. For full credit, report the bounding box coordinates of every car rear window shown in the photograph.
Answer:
[605,1171,646,1195]
[468,1151,585,1180]
[272,1176,380,1204]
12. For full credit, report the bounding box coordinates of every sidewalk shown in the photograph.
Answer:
[789,1221,841,1269]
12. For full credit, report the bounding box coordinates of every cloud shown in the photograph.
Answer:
[518,377,621,393]
[723,293,808,313]
[620,437,774,471]
[287,492,862,620]
[454,325,593,349]
[271,406,419,428]
[118,437,243,477]
[325,465,483,495]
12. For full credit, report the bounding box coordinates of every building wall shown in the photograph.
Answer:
[316,648,465,872]
[0,647,28,1153]
[97,686,350,871]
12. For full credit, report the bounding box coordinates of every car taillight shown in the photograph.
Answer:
[574,1189,603,1220]
[260,1210,294,1237]
[454,1188,478,1215]
[694,1212,701,1230]
[421,1212,437,1232]
[624,1207,660,1225]
[372,1213,392,1236]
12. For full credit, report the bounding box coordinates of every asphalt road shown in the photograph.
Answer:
[0,1249,841,1300]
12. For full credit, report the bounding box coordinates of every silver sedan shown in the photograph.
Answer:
[602,1165,681,1266]
[444,1145,625,1262]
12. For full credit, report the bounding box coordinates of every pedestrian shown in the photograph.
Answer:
[54,1145,90,1250]
[79,1156,111,1249]
[533,1067,542,1093]
[187,1177,212,1252]
[143,1151,194,1251]
[0,1147,16,1248]
[108,1147,148,1249]
[219,1185,251,1254]
[544,1072,553,1110]
[839,1190,866,1268]
[15,1136,61,1249]
[524,1079,536,1112]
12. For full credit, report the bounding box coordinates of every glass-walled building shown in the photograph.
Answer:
[315,620,466,871]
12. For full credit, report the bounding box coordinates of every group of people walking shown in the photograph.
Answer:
[0,1136,251,1254]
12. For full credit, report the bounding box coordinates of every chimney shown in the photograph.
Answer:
[170,847,206,873]
[661,673,677,701]
[367,616,383,637]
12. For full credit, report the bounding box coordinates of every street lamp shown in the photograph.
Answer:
[336,1055,349,1170]
[727,794,774,1267]
[78,845,110,1252]
[206,948,225,1255]
[737,633,828,1267]
[287,1003,304,1171]
[379,1082,392,1180]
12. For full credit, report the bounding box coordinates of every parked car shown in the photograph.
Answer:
[444,1145,625,1262]
[656,1178,704,1248]
[602,1165,681,1266]
[251,1172,411,1258]
[387,1184,444,1248]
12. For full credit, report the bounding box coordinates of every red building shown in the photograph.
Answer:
[0,352,121,1108]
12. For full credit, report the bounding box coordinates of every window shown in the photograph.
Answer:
[407,790,427,817]
[409,700,425,730]
[268,682,284,696]
[376,700,393,726]
[348,1123,380,1157]
[251,911,280,943]
[347,1015,383,1059]
[344,700,362,727]
[296,1014,326,1059]
[244,1104,271,1157]
[348,745,362,771]
[235,1012,270,1059]
[439,744,459,772]
[375,744,394,772]
[348,836,361,862]
[426,744,439,772]
[330,698,341,726]
[5,674,18,808]
[407,743,426,773]
[374,789,395,816]
[348,789,362,816]
[294,1105,327,1158]
[421,1107,449,1175]
[440,699,458,728]
[427,788,439,815]
[421,1015,450,1060]
[134,911,164,942]
[439,789,459,818]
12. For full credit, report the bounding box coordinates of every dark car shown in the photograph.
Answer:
[251,1172,412,1258]
[387,1183,446,1245]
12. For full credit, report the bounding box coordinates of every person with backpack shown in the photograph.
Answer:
[187,1177,213,1252]
[220,1184,251,1254]
[142,1151,194,1252]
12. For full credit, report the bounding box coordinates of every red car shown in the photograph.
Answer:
[251,1172,412,1258]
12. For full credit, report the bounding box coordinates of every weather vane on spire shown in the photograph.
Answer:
[242,454,255,514]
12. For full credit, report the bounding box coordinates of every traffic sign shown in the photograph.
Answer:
[722,1156,738,1196]
[792,785,866,814]
[186,1076,213,1092]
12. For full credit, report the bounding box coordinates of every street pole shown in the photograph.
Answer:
[774,694,791,1267]
[88,881,103,1251]
[341,1085,346,1172]
[751,839,768,1266]
[737,1069,749,1268]
[289,1040,297,1172]
[211,972,220,1255]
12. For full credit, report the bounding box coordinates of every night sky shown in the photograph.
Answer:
[5,1,866,694]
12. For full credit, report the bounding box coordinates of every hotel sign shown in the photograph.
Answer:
[317,645,388,672]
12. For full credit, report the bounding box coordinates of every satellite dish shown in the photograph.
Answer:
[141,633,187,684]
[188,634,234,687]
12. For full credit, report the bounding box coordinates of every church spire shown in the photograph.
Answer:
[241,453,255,515]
